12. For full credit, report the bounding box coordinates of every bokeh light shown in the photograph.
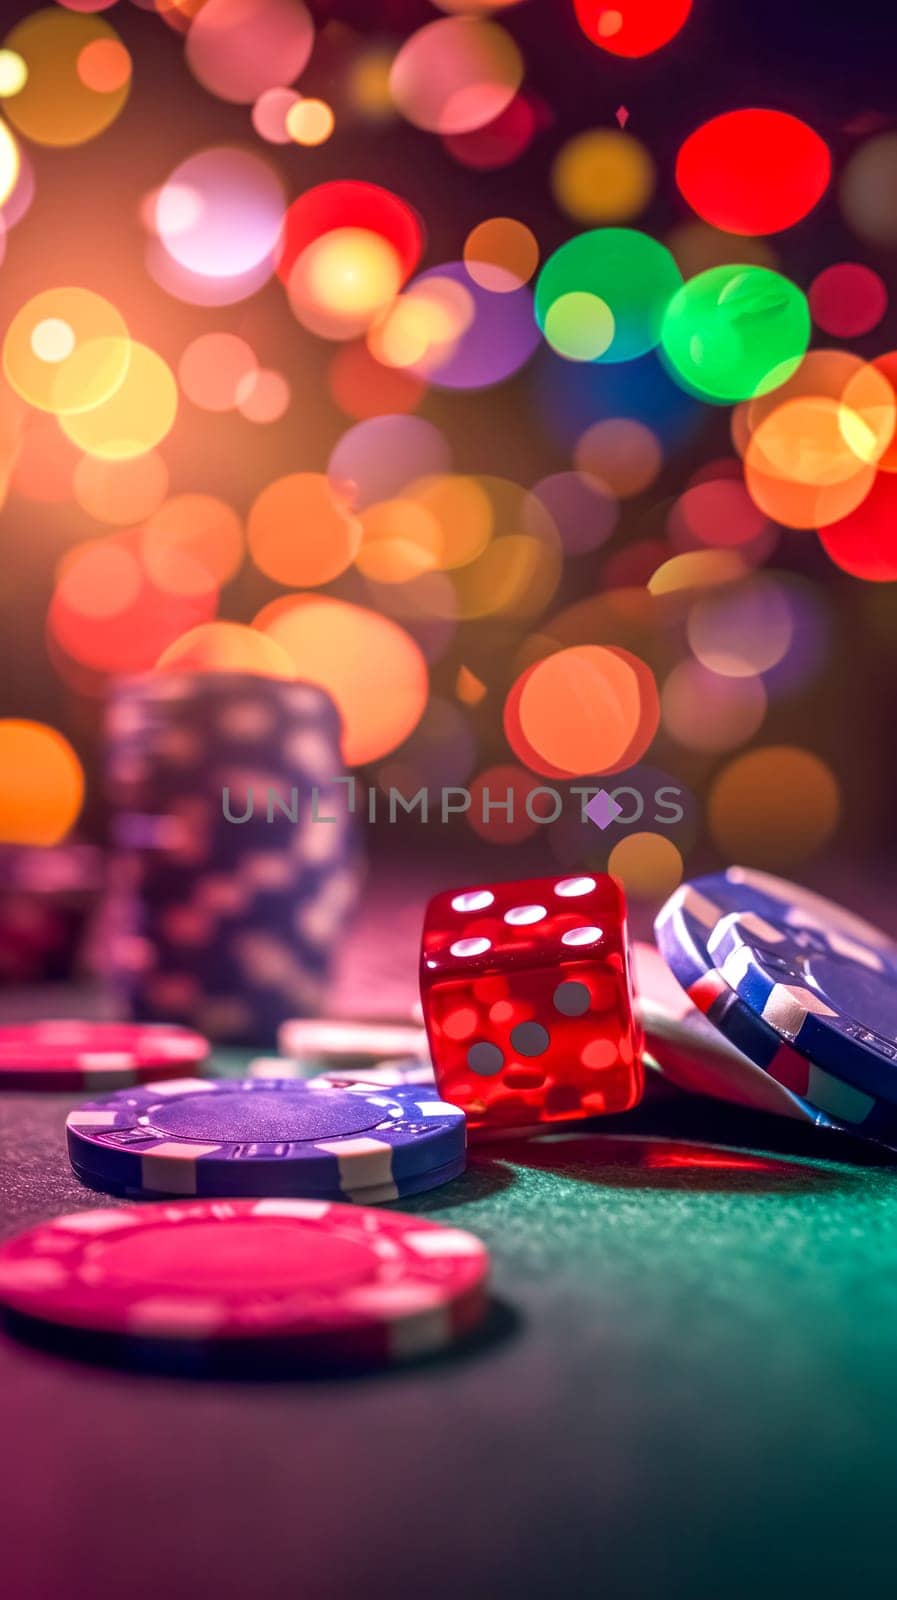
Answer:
[0,720,84,846]
[278,182,423,287]
[154,147,285,282]
[505,645,659,777]
[536,229,682,364]
[256,596,428,764]
[608,832,683,900]
[552,131,655,224]
[443,91,538,170]
[185,0,314,105]
[49,529,217,677]
[840,134,897,248]
[179,332,258,412]
[574,417,662,496]
[708,746,840,867]
[76,37,132,94]
[403,263,540,388]
[0,121,18,206]
[668,471,769,549]
[3,287,129,414]
[236,368,290,423]
[329,415,451,510]
[574,0,693,58]
[530,471,618,555]
[285,97,334,147]
[676,110,830,235]
[287,227,404,340]
[818,473,897,581]
[0,51,27,98]
[251,86,300,144]
[661,265,810,403]
[73,450,169,525]
[808,263,888,338]
[466,764,543,845]
[662,659,767,751]
[142,494,244,592]
[687,575,794,677]
[155,622,296,679]
[59,342,178,460]
[389,17,523,136]
[3,9,131,145]
[248,473,361,586]
[329,340,425,420]
[737,353,896,529]
[463,217,538,292]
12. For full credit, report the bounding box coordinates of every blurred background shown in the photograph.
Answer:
[2,0,897,928]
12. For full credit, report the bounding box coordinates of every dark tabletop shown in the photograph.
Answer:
[4,864,897,1600]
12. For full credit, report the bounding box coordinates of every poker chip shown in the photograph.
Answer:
[632,939,820,1122]
[312,1056,435,1092]
[247,1056,320,1082]
[277,1018,429,1066]
[698,871,897,1102]
[65,1076,467,1199]
[0,1201,491,1370]
[655,871,897,1146]
[0,1021,210,1091]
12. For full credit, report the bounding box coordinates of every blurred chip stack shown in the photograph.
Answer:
[101,672,362,1044]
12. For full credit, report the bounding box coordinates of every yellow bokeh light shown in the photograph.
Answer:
[0,117,19,206]
[59,342,178,460]
[356,498,442,583]
[286,97,335,147]
[0,719,84,846]
[3,288,130,415]
[369,278,475,370]
[257,595,429,764]
[347,50,395,120]
[544,292,615,361]
[552,130,655,224]
[0,51,27,99]
[288,228,404,340]
[155,623,296,681]
[405,473,494,569]
[4,10,131,147]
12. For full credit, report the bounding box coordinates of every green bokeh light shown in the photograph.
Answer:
[660,264,811,404]
[535,228,683,364]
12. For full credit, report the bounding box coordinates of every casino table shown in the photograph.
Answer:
[4,865,897,1600]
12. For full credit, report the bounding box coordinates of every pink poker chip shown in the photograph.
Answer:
[0,1201,491,1368]
[0,1020,210,1091]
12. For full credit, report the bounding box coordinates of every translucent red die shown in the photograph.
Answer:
[419,874,642,1130]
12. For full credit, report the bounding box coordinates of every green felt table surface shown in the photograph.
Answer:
[3,1058,897,1600]
[4,860,897,1600]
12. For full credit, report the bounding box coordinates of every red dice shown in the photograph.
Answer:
[420,874,642,1131]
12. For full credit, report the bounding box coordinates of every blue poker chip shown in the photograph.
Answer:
[66,1077,466,1200]
[655,871,897,1147]
[69,1148,467,1206]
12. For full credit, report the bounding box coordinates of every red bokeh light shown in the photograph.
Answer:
[574,0,692,58]
[676,109,830,235]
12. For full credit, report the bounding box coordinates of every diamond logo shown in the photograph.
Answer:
[586,789,624,830]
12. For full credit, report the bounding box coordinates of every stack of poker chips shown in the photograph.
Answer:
[101,671,362,1045]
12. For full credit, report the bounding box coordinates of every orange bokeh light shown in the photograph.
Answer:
[155,622,296,679]
[248,473,362,587]
[0,719,84,846]
[255,595,428,764]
